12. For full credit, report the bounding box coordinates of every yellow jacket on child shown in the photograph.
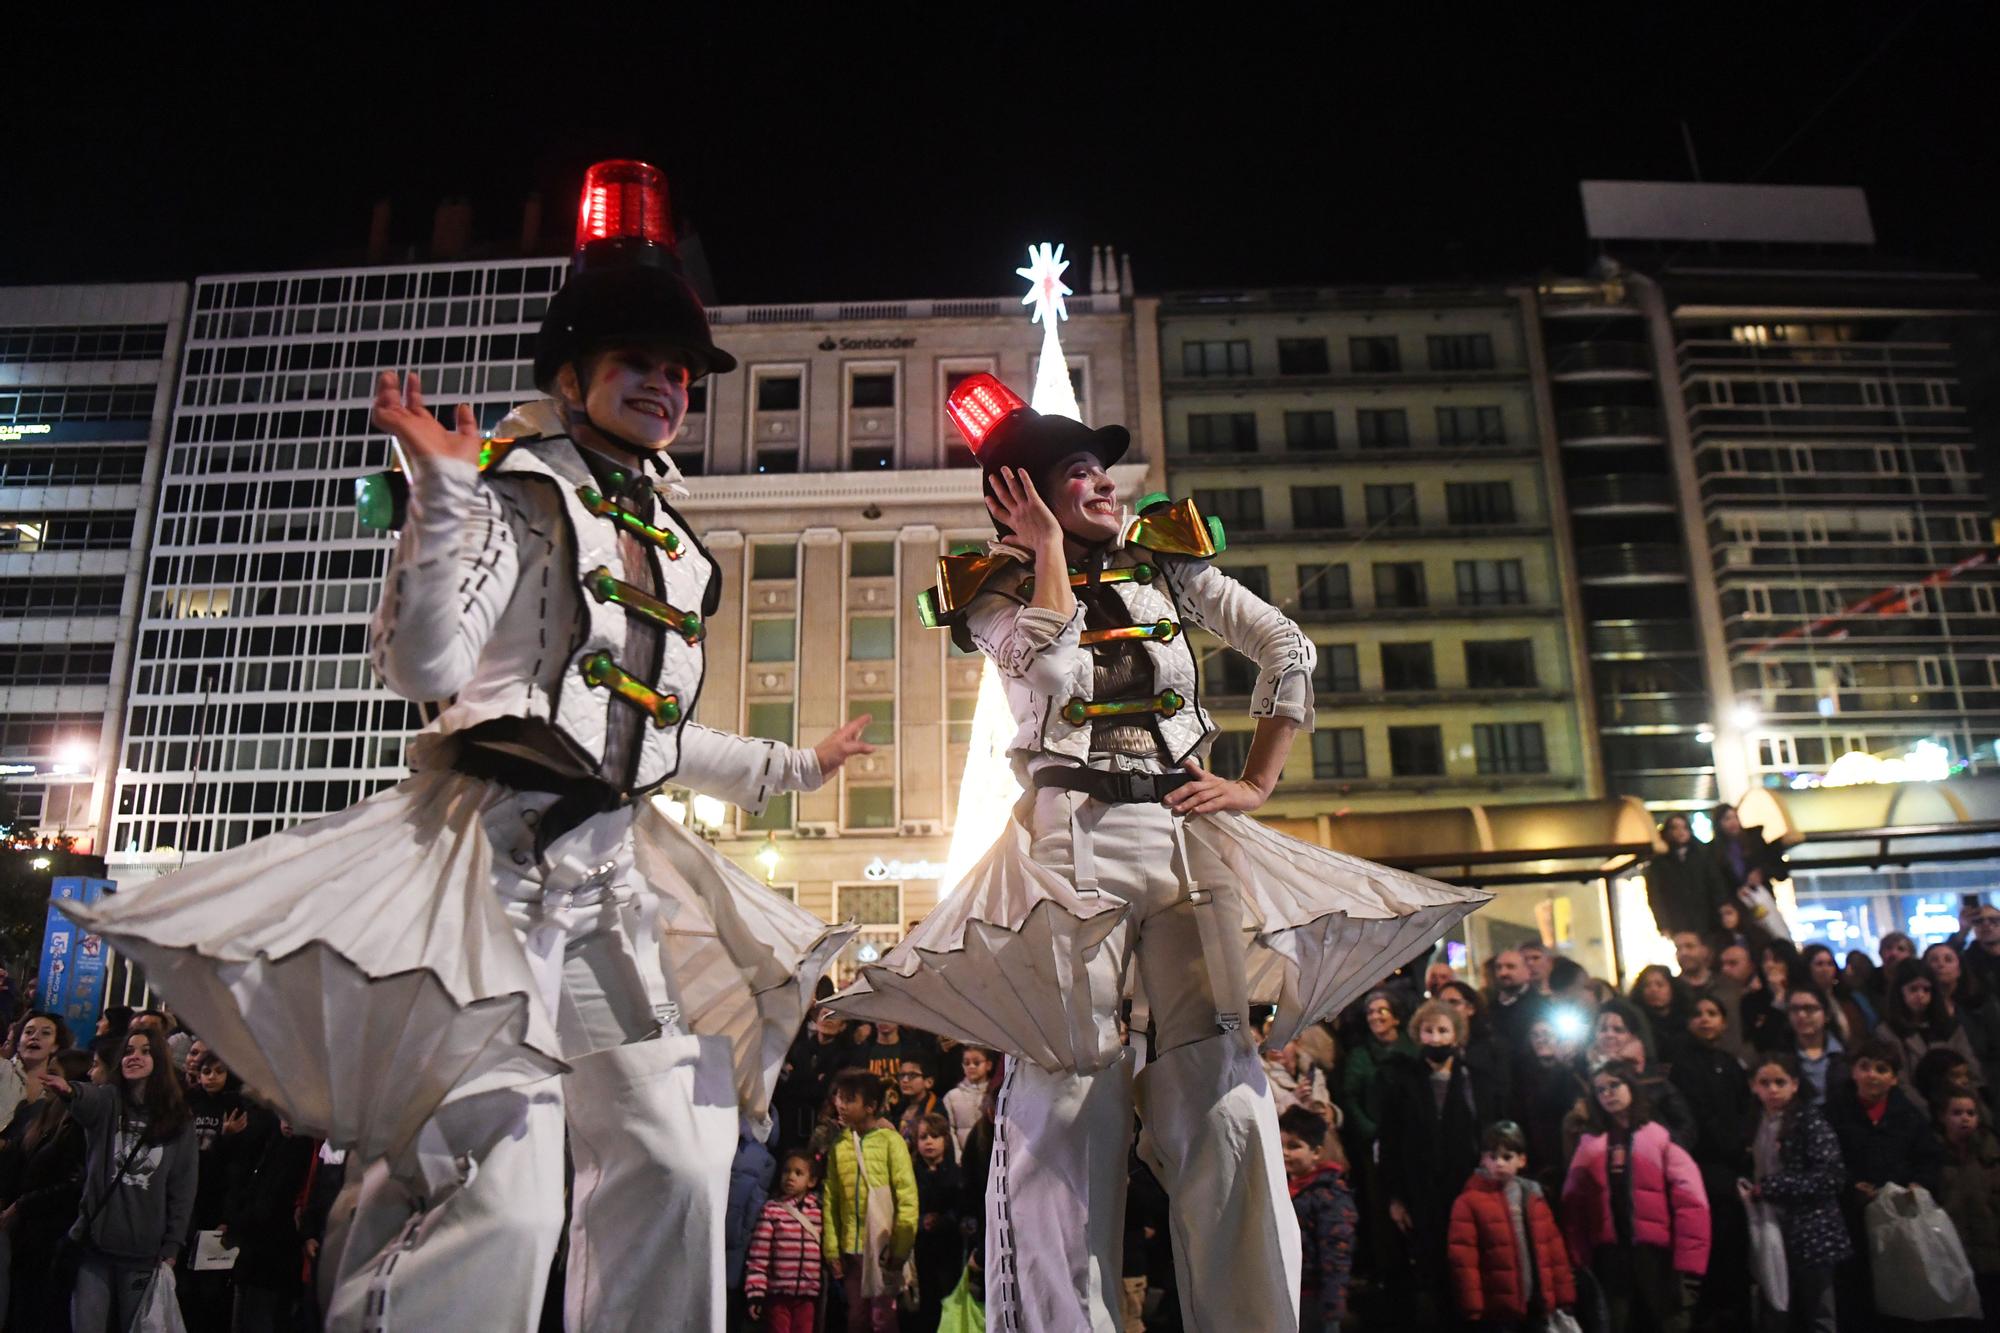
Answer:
[822,1124,918,1262]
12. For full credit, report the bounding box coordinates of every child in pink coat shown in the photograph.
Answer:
[1561,1059,1710,1333]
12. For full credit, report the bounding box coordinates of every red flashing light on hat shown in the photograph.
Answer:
[575,160,674,261]
[944,373,1028,454]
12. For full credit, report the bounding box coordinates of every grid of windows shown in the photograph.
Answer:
[1207,648,1260,696]
[1350,336,1400,373]
[1365,484,1419,528]
[1373,562,1426,609]
[1313,644,1360,694]
[1277,338,1330,375]
[1437,405,1506,447]
[1444,481,1515,525]
[1296,563,1352,612]
[115,261,564,857]
[1388,725,1445,776]
[1428,333,1495,371]
[1356,408,1409,449]
[1312,728,1366,779]
[1284,410,1337,451]
[0,323,171,365]
[0,576,127,618]
[1182,340,1251,377]
[1290,485,1344,530]
[0,515,136,552]
[0,646,116,688]
[0,447,147,487]
[1193,487,1264,531]
[1456,559,1528,606]
[1187,412,1258,453]
[1208,730,1252,776]
[0,386,156,422]
[1474,722,1548,774]
[0,713,108,759]
[1381,642,1436,690]
[1465,640,1537,688]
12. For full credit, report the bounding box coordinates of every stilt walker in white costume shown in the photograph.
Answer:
[833,247,1492,1333]
[59,161,864,1332]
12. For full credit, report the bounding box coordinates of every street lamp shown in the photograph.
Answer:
[754,833,781,883]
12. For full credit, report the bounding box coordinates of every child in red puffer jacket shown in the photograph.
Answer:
[743,1150,825,1333]
[1447,1121,1577,1331]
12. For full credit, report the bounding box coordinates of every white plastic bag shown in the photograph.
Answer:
[134,1264,188,1333]
[1747,1198,1789,1313]
[1867,1182,1982,1321]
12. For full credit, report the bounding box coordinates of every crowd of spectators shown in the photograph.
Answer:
[5,796,2000,1330]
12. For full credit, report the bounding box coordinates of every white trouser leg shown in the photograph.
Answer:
[323,1072,567,1333]
[1134,1036,1300,1333]
[986,1050,1135,1333]
[562,1032,738,1333]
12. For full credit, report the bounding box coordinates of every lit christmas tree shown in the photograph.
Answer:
[938,243,1082,896]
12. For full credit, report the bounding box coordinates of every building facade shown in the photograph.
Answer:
[1,282,187,851]
[103,259,1152,967]
[1156,285,1601,820]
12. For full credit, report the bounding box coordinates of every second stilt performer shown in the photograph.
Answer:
[835,371,1491,1332]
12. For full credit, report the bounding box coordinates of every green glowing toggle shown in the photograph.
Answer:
[577,486,682,558]
[585,567,703,643]
[581,652,682,727]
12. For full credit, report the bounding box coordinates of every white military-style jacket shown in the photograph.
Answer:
[370,399,817,808]
[946,499,1316,776]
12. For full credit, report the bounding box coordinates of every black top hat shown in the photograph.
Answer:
[945,373,1129,482]
[534,161,737,389]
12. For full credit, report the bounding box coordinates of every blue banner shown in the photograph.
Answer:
[38,878,115,1031]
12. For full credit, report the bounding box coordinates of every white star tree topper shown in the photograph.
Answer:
[1016,242,1082,421]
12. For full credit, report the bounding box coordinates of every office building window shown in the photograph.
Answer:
[1182,340,1251,377]
[1381,642,1436,690]
[756,374,802,411]
[1437,405,1507,447]
[849,543,896,578]
[1373,562,1427,609]
[751,544,798,580]
[1277,338,1330,375]
[1428,333,1495,371]
[1187,412,1259,453]
[852,445,893,469]
[1207,648,1260,696]
[947,695,977,744]
[850,373,895,408]
[1356,408,1409,450]
[849,616,896,660]
[1388,725,1445,776]
[1445,481,1515,525]
[1226,565,1271,600]
[1208,730,1252,777]
[1314,643,1360,693]
[1284,410,1337,451]
[1290,485,1344,530]
[755,449,799,474]
[1296,563,1352,613]
[1455,559,1527,606]
[1193,487,1264,532]
[1465,640,1537,688]
[1364,484,1419,528]
[749,617,796,662]
[1350,336,1400,373]
[848,698,894,746]
[744,702,795,743]
[1312,728,1367,779]
[1475,722,1548,774]
[846,785,896,829]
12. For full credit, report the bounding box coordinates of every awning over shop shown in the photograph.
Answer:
[1264,796,1660,877]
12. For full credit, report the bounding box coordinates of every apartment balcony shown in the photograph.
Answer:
[1567,474,1677,515]
[1577,543,1687,584]
[1559,405,1665,447]
[1587,620,1702,659]
[1548,341,1653,381]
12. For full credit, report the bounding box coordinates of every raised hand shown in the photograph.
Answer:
[814,714,877,777]
[1163,757,1267,817]
[371,371,482,468]
[984,466,1064,551]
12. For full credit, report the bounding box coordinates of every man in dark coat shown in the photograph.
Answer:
[771,1006,863,1150]
[1707,804,1786,894]
[1644,814,1733,938]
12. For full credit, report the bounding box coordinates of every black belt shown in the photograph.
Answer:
[1032,766,1194,805]
[449,742,630,856]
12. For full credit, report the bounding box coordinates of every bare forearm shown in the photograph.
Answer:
[1239,715,1299,799]
[1028,538,1074,619]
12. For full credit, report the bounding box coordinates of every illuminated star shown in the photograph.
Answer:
[1015,242,1071,326]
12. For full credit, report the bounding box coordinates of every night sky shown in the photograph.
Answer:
[9,7,1996,299]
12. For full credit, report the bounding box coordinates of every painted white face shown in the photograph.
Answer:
[564,346,691,451]
[1041,453,1122,544]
